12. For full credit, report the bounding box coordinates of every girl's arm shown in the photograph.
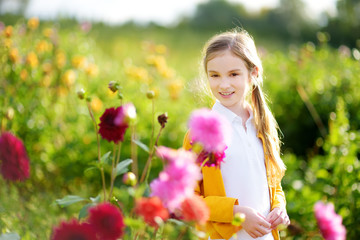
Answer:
[183,131,238,223]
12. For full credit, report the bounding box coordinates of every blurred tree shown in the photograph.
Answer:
[322,0,360,47]
[0,0,29,15]
[188,0,248,30]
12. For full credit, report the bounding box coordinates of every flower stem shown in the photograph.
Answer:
[86,101,106,202]
[140,125,164,184]
[131,124,138,179]
[109,142,121,201]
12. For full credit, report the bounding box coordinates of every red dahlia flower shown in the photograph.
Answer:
[0,132,30,182]
[51,219,97,240]
[88,202,125,240]
[135,197,169,227]
[98,107,128,143]
[181,195,209,225]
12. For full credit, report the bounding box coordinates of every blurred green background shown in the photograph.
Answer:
[0,0,359,239]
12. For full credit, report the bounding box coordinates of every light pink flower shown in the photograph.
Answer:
[314,201,346,240]
[188,108,230,153]
[114,103,136,126]
[150,147,201,211]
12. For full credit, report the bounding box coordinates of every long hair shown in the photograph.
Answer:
[202,29,286,183]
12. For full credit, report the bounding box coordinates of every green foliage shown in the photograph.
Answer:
[282,97,360,239]
[1,17,359,238]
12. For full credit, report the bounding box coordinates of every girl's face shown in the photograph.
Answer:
[207,50,254,112]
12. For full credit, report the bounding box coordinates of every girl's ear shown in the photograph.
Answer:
[251,66,259,78]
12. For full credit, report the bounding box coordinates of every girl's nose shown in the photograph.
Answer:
[219,77,231,89]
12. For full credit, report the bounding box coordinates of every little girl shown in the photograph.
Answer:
[183,29,290,240]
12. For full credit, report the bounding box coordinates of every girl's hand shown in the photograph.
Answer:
[234,206,272,238]
[266,207,290,229]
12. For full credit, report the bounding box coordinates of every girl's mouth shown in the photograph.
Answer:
[219,91,234,97]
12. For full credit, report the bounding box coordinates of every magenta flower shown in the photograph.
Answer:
[150,147,201,211]
[0,132,30,182]
[98,107,128,143]
[314,201,346,240]
[196,147,227,168]
[88,202,125,240]
[51,219,97,240]
[188,108,230,153]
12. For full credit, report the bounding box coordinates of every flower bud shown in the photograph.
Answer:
[157,113,168,128]
[108,81,120,93]
[122,172,137,186]
[5,107,15,120]
[232,212,245,226]
[146,90,155,99]
[77,89,85,100]
[118,93,123,100]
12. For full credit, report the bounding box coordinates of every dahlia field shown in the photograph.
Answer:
[1,17,359,239]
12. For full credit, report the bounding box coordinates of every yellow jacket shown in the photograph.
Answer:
[183,131,286,240]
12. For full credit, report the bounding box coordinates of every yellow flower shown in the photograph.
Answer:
[155,44,167,55]
[71,55,86,69]
[9,48,20,64]
[4,26,13,38]
[61,69,76,86]
[42,62,52,74]
[57,86,68,97]
[55,50,66,69]
[42,28,54,38]
[91,97,103,112]
[26,52,39,68]
[125,65,150,83]
[36,40,52,54]
[167,80,183,100]
[27,17,39,30]
[160,67,175,79]
[4,38,12,48]
[20,69,28,81]
[85,63,99,77]
[40,75,52,87]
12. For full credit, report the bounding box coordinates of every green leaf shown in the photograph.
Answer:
[167,218,186,226]
[84,166,98,173]
[115,159,133,177]
[0,233,20,240]
[124,217,146,230]
[55,195,87,208]
[90,195,101,203]
[78,203,95,220]
[132,139,149,153]
[101,151,112,164]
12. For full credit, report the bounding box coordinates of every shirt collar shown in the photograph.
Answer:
[212,100,253,124]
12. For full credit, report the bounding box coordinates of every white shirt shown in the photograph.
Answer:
[211,101,273,240]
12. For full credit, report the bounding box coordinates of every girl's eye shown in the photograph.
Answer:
[230,73,238,77]
[211,74,219,78]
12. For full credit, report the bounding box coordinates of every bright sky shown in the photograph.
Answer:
[6,0,337,25]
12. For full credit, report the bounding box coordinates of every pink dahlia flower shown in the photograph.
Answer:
[314,201,346,240]
[188,108,230,153]
[98,107,128,143]
[0,132,30,182]
[51,219,97,240]
[88,202,125,240]
[150,147,201,211]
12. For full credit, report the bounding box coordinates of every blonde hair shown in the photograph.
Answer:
[202,29,286,183]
